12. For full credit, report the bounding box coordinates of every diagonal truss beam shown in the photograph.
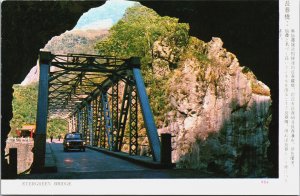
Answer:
[35,52,161,166]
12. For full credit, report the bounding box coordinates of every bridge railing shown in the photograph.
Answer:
[6,137,34,143]
[126,134,176,158]
[90,133,175,160]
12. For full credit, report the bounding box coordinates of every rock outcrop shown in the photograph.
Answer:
[152,38,183,77]
[156,37,272,177]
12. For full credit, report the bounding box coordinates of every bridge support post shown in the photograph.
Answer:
[95,96,102,147]
[116,82,130,151]
[101,92,113,150]
[160,133,172,165]
[32,51,51,173]
[9,148,17,178]
[68,118,72,132]
[78,109,82,133]
[99,94,106,148]
[131,57,161,162]
[83,105,88,142]
[71,115,76,132]
[88,103,93,145]
[111,83,119,151]
[92,99,98,146]
[129,85,138,155]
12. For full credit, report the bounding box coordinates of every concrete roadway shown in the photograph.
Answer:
[50,140,147,173]
[18,139,221,179]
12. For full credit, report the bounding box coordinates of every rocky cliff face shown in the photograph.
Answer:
[155,37,272,177]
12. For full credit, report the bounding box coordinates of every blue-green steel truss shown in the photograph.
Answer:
[33,52,161,171]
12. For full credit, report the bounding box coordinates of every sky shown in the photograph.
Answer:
[73,0,138,30]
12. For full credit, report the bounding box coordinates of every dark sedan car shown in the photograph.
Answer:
[63,133,86,152]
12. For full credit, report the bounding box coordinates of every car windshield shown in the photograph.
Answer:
[66,134,82,139]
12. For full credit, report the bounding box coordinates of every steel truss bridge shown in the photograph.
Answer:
[31,51,169,172]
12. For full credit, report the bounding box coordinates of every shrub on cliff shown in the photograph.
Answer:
[95,5,189,124]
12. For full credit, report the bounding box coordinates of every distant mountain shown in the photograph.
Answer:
[21,29,108,85]
[44,29,108,54]
[21,0,137,85]
[73,0,137,30]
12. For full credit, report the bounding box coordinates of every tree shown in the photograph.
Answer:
[10,83,67,138]
[94,5,190,127]
[11,84,39,132]
[95,5,189,66]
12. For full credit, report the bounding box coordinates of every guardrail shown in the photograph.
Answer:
[6,137,34,143]
[87,133,174,168]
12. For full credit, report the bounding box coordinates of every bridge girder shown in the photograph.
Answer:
[32,51,161,172]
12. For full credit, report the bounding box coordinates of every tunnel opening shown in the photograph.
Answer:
[2,0,278,178]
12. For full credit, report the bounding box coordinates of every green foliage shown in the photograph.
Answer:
[47,118,68,138]
[242,66,257,80]
[95,5,189,62]
[95,5,190,127]
[251,82,271,96]
[10,83,67,138]
[11,84,39,131]
[147,76,171,123]
[242,66,270,96]
[182,36,209,63]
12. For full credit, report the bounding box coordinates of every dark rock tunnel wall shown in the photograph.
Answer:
[1,1,104,177]
[1,1,278,177]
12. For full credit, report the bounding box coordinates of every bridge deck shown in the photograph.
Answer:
[51,140,147,173]
[18,140,223,179]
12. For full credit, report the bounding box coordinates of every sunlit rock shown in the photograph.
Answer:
[163,37,272,177]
